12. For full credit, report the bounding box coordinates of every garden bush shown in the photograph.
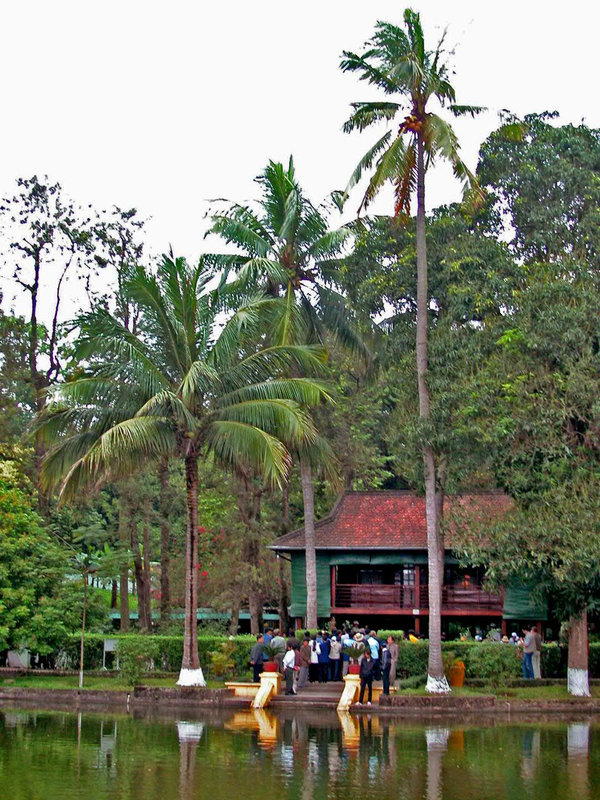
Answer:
[49,633,600,683]
[57,632,255,678]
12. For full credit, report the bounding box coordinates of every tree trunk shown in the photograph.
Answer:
[159,459,171,622]
[118,505,130,632]
[279,480,290,632]
[567,607,590,696]
[142,523,152,628]
[300,457,318,629]
[278,558,289,634]
[415,135,448,693]
[248,590,262,636]
[229,603,240,636]
[110,580,118,610]
[178,454,205,685]
[130,520,150,631]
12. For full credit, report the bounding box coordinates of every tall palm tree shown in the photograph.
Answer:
[208,158,366,628]
[39,254,331,684]
[340,9,483,692]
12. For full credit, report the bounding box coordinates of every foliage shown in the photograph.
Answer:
[342,643,365,662]
[478,112,600,267]
[117,636,162,686]
[0,468,68,650]
[57,633,256,675]
[261,641,285,661]
[209,638,237,678]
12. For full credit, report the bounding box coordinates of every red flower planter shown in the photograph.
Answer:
[263,661,278,672]
[349,663,361,675]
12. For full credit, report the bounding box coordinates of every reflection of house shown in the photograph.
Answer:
[270,491,546,635]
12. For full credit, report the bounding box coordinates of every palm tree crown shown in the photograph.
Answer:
[208,157,369,358]
[340,10,484,214]
[41,254,330,496]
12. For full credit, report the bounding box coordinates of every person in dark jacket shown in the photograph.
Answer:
[357,651,375,705]
[381,642,392,694]
[317,632,330,683]
[250,634,264,683]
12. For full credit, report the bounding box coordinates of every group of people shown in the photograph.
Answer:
[248,625,400,700]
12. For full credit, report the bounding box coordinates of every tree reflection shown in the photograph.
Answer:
[567,722,590,800]
[176,721,204,800]
[425,727,450,800]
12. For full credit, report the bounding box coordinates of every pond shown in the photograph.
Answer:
[0,705,598,799]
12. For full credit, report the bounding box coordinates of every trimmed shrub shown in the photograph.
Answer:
[118,637,161,686]
[57,633,254,678]
[51,633,599,683]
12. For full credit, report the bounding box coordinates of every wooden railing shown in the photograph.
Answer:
[334,583,502,612]
[334,584,415,610]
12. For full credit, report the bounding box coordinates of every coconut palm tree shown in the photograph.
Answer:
[208,158,368,628]
[340,9,483,692]
[39,254,331,685]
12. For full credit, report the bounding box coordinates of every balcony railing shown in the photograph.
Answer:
[334,583,416,610]
[334,583,502,612]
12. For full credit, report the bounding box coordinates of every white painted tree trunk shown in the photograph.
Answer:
[567,607,590,696]
[177,668,206,687]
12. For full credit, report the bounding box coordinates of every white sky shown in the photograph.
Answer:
[1,0,599,319]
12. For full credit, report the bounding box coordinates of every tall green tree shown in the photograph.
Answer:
[208,158,361,628]
[478,112,600,267]
[39,254,330,684]
[340,9,483,691]
[463,261,600,694]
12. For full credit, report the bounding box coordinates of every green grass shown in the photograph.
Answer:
[0,674,227,691]
[397,684,600,699]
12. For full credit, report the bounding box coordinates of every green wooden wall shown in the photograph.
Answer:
[288,550,547,621]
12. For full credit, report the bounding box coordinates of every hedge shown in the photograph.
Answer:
[57,633,255,676]
[52,634,599,681]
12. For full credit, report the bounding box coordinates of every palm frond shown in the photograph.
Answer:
[426,113,484,206]
[342,101,401,134]
[205,420,290,488]
[308,228,352,259]
[393,142,417,215]
[217,377,333,409]
[209,213,271,258]
[135,390,198,432]
[223,345,329,390]
[359,133,408,213]
[56,417,176,501]
[345,130,393,195]
[180,360,220,407]
[449,104,486,117]
[339,48,398,94]
[210,399,316,445]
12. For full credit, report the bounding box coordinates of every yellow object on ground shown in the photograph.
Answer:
[337,673,361,711]
[252,671,281,708]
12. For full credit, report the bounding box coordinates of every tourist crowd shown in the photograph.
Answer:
[249,624,402,701]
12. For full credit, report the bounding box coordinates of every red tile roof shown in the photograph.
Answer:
[271,490,512,551]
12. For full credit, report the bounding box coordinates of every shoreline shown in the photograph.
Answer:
[2,685,600,719]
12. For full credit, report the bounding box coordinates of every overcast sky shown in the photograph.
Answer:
[1,0,599,317]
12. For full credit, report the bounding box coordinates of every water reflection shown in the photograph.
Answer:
[1,707,599,800]
[567,722,590,800]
